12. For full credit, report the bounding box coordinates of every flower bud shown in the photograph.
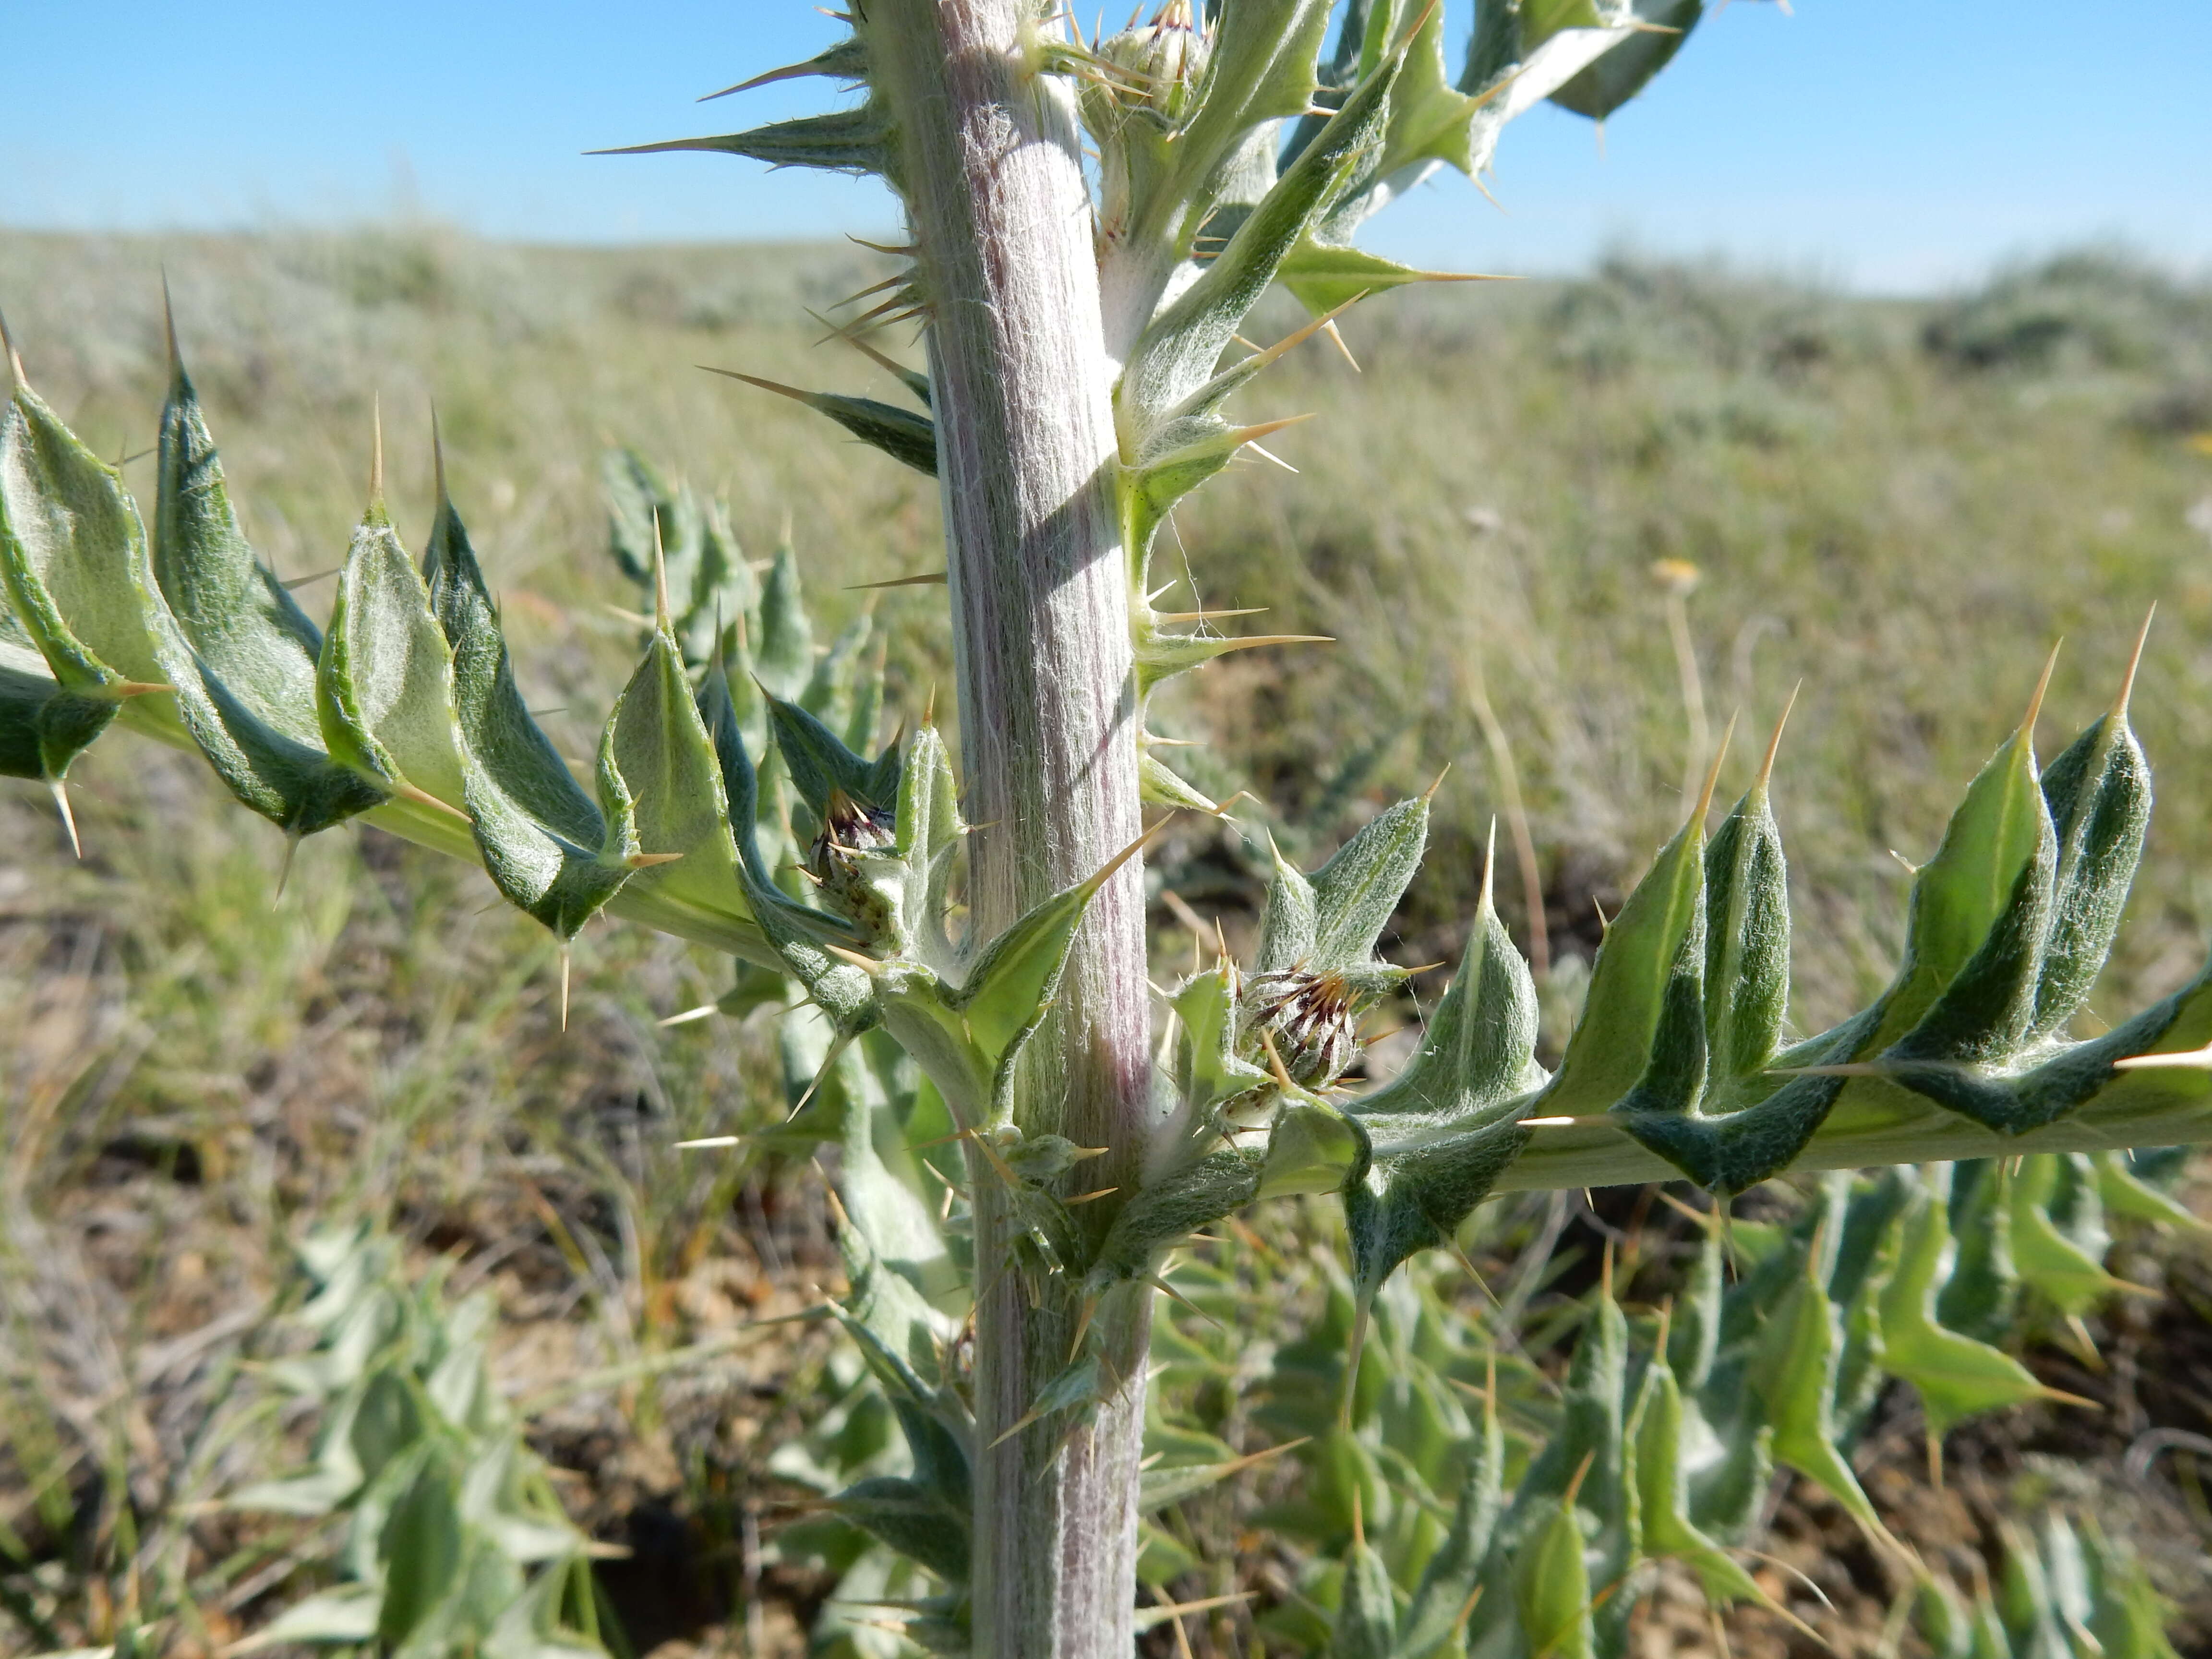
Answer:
[1240,968,1367,1092]
[1097,0,1209,125]
[808,785,900,941]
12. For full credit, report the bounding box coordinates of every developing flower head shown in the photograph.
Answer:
[1096,0,1210,125]
[808,785,900,940]
[1240,967,1368,1092]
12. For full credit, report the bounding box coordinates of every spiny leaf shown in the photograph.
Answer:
[1309,794,1429,969]
[0,376,161,694]
[1702,716,1792,1098]
[830,1476,970,1584]
[1750,1242,1902,1551]
[1278,240,1493,316]
[1255,832,1319,972]
[1121,47,1400,436]
[601,629,745,920]
[704,369,937,475]
[425,488,631,938]
[154,349,388,835]
[1549,0,1704,121]
[1343,841,1541,1293]
[2032,658,2152,1038]
[1333,1527,1399,1659]
[769,691,900,819]
[701,36,868,100]
[951,824,1161,1063]
[317,503,471,815]
[594,108,890,177]
[1552,788,1711,1117]
[1875,1168,2052,1435]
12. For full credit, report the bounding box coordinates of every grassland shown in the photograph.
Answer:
[2,226,2210,1658]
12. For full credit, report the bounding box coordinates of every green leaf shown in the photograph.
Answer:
[1121,48,1400,440]
[754,543,814,699]
[596,108,890,176]
[770,692,900,820]
[0,375,164,694]
[1702,771,1791,1098]
[1308,795,1429,970]
[893,722,963,964]
[2032,701,2152,1039]
[1398,1369,1502,1658]
[1873,705,2056,1056]
[1632,1356,1776,1609]
[1513,1292,1632,1605]
[0,636,115,790]
[1513,1495,1594,1659]
[831,1477,970,1585]
[1257,1098,1369,1199]
[1551,804,1708,1117]
[152,351,388,834]
[1749,1244,1896,1548]
[1343,871,1539,1293]
[1875,1168,2051,1436]
[1332,1532,1398,1659]
[1256,835,1319,971]
[239,1587,383,1649]
[1173,962,1269,1115]
[424,491,631,938]
[1549,0,1704,121]
[317,505,470,813]
[950,830,1154,1065]
[601,630,745,917]
[2008,1153,2125,1316]
[704,370,937,475]
[1088,1150,1264,1288]
[1277,240,1479,316]
[1167,0,1335,221]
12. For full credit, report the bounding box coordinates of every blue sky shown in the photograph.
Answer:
[3,1,2207,292]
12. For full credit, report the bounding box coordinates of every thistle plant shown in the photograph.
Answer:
[3,3,2209,1656]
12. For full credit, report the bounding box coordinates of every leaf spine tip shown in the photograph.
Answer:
[1480,815,1498,913]
[395,781,470,824]
[1151,606,1264,623]
[430,405,448,505]
[1561,1446,1599,1508]
[368,396,385,507]
[558,947,571,1031]
[1085,813,1176,896]
[1422,761,1451,803]
[274,831,301,902]
[650,512,672,632]
[158,271,183,372]
[1755,680,1801,796]
[2111,1043,2212,1071]
[2019,638,2061,747]
[674,1134,743,1149]
[0,304,22,394]
[48,781,80,860]
[1693,710,1736,825]
[1321,318,1361,373]
[845,570,948,590]
[2114,604,2155,721]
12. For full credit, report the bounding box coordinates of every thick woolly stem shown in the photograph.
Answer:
[865,2,1153,1653]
